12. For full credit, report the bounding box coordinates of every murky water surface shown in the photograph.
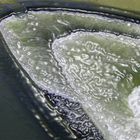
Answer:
[0,10,140,140]
[0,37,52,140]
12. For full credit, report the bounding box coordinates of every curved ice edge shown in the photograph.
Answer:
[0,9,140,140]
[0,31,104,140]
[0,33,77,139]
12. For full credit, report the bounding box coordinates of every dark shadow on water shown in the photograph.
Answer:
[0,39,53,140]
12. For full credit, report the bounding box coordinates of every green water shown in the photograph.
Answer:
[1,0,140,13]
[0,10,140,140]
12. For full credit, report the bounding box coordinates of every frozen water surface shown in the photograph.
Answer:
[0,10,140,140]
[53,32,140,140]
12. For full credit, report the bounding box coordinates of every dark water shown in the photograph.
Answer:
[0,40,53,140]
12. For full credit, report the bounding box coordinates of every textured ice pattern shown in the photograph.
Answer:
[52,32,140,140]
[0,10,140,140]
